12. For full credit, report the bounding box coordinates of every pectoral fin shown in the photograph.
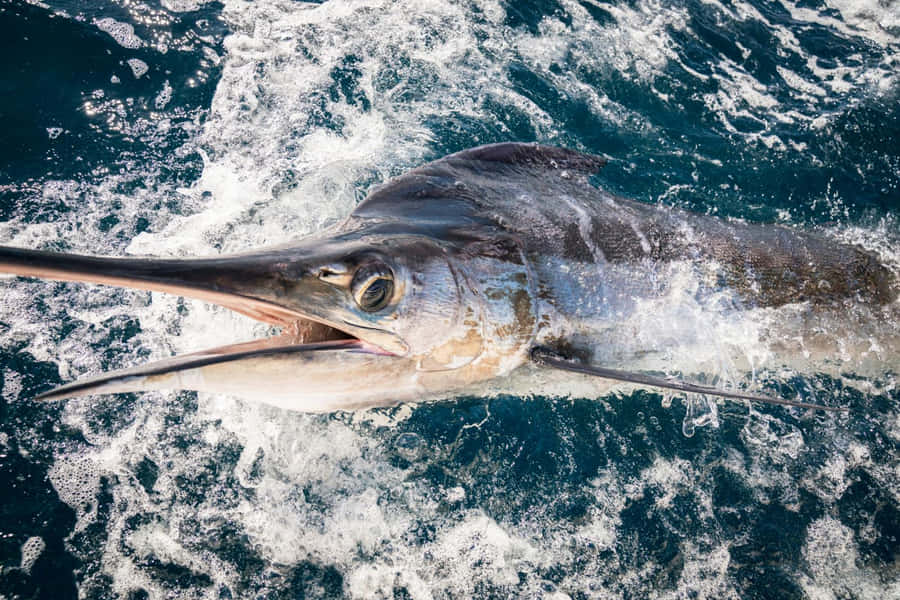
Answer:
[530,347,846,412]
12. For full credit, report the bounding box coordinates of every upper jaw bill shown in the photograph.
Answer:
[0,245,408,402]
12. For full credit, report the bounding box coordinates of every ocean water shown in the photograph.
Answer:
[0,0,899,597]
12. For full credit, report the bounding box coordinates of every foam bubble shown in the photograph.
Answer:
[95,18,144,49]
[626,457,693,510]
[800,517,900,599]
[161,0,214,12]
[154,80,173,110]
[817,0,899,45]
[48,454,102,528]
[19,537,45,574]
[660,543,736,599]
[127,58,149,78]
[425,514,539,591]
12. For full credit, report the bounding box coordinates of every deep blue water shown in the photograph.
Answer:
[1,0,899,598]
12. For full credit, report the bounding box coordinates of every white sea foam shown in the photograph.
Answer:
[800,517,900,600]
[689,0,898,155]
[127,58,149,78]
[95,17,144,49]
[161,0,215,12]
[19,536,45,574]
[810,0,900,46]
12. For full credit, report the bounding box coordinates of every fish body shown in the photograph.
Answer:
[0,143,896,411]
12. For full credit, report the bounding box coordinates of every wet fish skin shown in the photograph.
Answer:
[0,143,896,410]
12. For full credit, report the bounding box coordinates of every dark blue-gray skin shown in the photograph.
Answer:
[0,143,896,412]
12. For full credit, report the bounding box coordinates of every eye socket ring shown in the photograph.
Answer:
[351,263,395,312]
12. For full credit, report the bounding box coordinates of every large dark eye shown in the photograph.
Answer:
[351,262,395,312]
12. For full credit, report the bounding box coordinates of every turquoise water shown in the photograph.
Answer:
[1,0,898,598]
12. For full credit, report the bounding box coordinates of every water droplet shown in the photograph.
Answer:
[682,395,697,437]
[681,394,720,437]
[692,394,720,429]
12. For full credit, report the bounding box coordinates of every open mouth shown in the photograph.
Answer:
[0,244,404,403]
[175,315,395,364]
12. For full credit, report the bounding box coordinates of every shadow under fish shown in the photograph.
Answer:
[0,143,897,412]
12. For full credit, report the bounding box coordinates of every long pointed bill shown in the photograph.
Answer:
[0,244,420,408]
[0,245,308,325]
[36,338,424,412]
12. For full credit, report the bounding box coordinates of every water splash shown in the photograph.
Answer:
[681,394,720,438]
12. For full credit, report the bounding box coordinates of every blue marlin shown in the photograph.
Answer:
[0,144,896,412]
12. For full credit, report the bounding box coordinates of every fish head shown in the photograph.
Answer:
[260,228,538,380]
[2,225,538,409]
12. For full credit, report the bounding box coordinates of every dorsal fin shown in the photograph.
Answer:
[444,142,608,175]
[353,143,606,223]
